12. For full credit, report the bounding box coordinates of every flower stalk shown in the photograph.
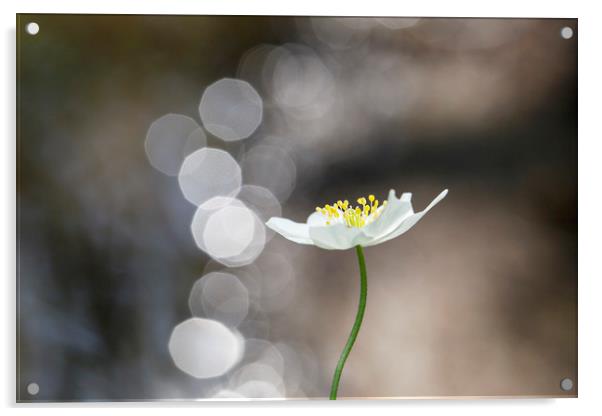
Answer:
[329,245,368,400]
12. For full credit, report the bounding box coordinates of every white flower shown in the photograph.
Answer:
[266,189,448,250]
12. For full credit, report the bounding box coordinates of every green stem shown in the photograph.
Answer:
[329,245,368,400]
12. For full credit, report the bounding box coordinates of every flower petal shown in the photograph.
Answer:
[364,189,448,247]
[265,217,314,245]
[309,223,362,250]
[361,189,413,241]
[306,211,329,227]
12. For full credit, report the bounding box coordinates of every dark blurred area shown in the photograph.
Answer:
[17,15,576,401]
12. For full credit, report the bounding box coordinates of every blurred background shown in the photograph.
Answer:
[17,15,577,401]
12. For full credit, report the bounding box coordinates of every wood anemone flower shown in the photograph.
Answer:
[266,189,448,250]
[265,188,448,399]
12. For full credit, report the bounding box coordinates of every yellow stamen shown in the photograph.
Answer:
[316,193,386,228]
[371,200,379,213]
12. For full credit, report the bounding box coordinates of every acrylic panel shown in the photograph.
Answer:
[16,14,577,401]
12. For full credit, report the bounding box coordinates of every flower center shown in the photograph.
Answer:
[315,194,387,228]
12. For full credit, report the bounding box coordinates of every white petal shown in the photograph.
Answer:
[363,213,421,247]
[422,188,448,213]
[364,189,448,247]
[361,189,413,241]
[265,217,314,245]
[307,211,329,227]
[309,223,362,250]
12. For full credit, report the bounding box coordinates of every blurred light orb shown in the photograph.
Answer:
[235,380,283,399]
[376,17,421,30]
[254,251,296,312]
[191,197,266,267]
[145,114,202,176]
[217,216,266,267]
[199,78,263,141]
[231,363,286,396]
[203,261,263,302]
[182,127,208,158]
[358,54,415,119]
[310,18,373,50]
[266,44,336,120]
[242,145,296,202]
[243,338,286,375]
[204,205,256,258]
[238,184,282,240]
[168,318,242,379]
[188,272,250,327]
[178,148,241,206]
[237,44,275,95]
[561,27,574,39]
[275,342,317,392]
[238,185,282,222]
[232,329,247,361]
